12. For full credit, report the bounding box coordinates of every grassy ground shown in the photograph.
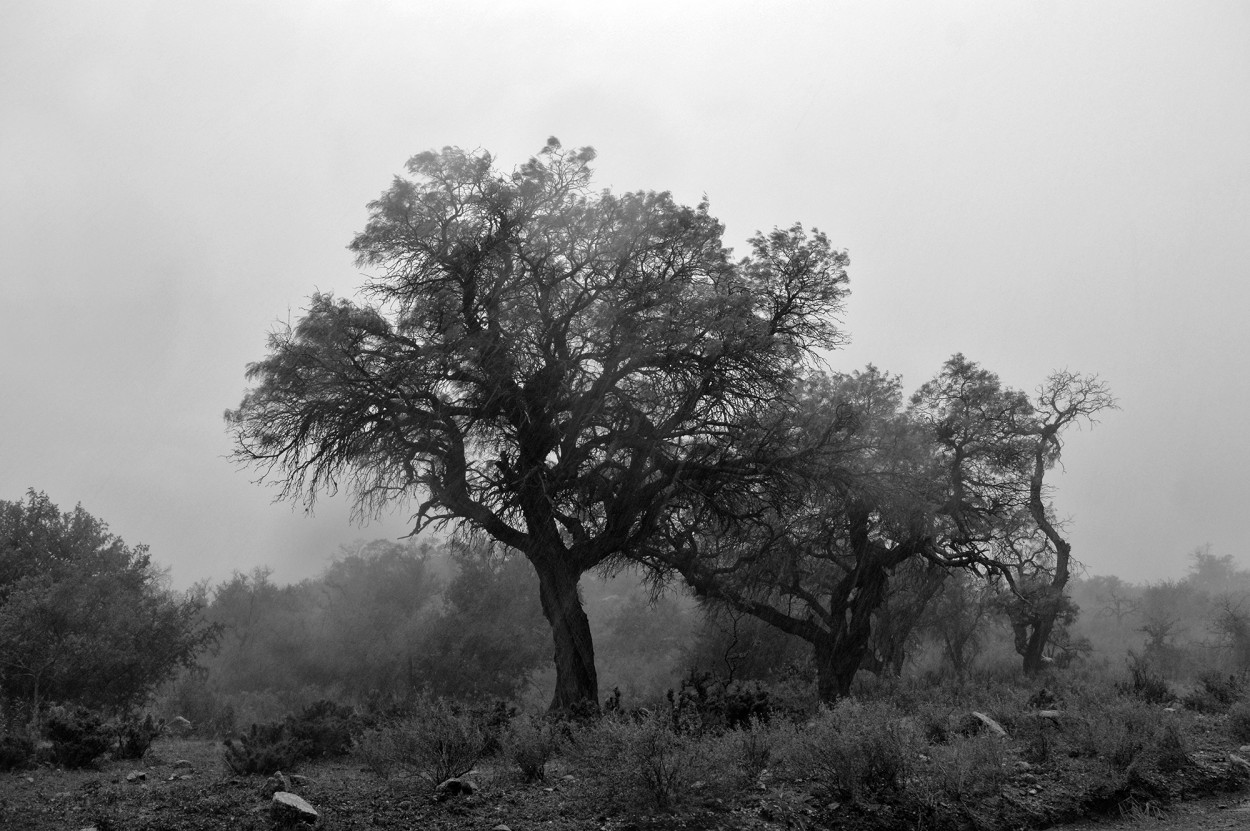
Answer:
[3,684,1250,831]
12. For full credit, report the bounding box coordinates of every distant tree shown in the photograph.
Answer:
[0,491,216,722]
[913,356,1115,674]
[227,139,847,709]
[662,367,953,700]
[417,542,548,700]
[922,570,995,678]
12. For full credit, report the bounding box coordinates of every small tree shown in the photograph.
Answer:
[0,491,217,723]
[227,139,847,710]
[912,356,1115,674]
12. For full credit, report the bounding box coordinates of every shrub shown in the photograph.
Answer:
[919,734,1007,803]
[781,699,917,800]
[667,670,771,734]
[1183,671,1245,714]
[503,713,557,782]
[1117,653,1172,704]
[112,712,161,760]
[286,699,360,759]
[1228,700,1250,742]
[734,718,773,785]
[353,698,488,785]
[0,733,35,771]
[563,714,704,810]
[45,706,113,769]
[222,722,311,775]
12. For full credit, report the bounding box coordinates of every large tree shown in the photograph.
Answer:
[227,139,848,709]
[0,491,216,722]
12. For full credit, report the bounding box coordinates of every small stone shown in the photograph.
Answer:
[493,825,512,831]
[1239,745,1250,753]
[562,774,575,781]
[271,791,318,824]
[435,777,476,800]
[173,759,193,769]
[125,771,146,783]
[971,711,1008,738]
[261,771,292,796]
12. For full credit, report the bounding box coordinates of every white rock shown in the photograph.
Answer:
[971,711,1008,738]
[271,791,318,824]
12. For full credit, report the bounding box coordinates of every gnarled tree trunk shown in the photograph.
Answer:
[534,559,598,712]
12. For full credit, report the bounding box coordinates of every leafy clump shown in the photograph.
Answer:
[222,699,364,775]
[112,712,162,760]
[667,670,771,734]
[286,699,360,759]
[46,706,114,769]
[0,733,35,771]
[223,722,311,775]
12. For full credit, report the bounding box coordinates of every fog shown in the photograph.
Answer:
[2,1,1247,588]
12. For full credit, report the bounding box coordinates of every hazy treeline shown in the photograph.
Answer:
[159,538,721,728]
[157,532,1250,731]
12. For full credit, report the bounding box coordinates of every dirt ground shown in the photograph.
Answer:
[2,736,1247,831]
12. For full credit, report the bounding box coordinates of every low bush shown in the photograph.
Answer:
[779,699,918,800]
[1184,671,1246,713]
[561,713,711,810]
[222,722,312,775]
[0,733,35,771]
[1227,700,1250,742]
[286,699,360,759]
[667,670,771,734]
[112,713,161,760]
[733,718,773,786]
[353,697,488,785]
[45,706,113,769]
[917,733,1007,804]
[1118,653,1172,704]
[503,713,558,782]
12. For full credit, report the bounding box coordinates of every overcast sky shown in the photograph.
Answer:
[2,1,1246,589]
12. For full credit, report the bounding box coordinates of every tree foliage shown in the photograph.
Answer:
[228,138,849,709]
[0,491,216,720]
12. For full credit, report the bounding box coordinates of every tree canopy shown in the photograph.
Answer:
[0,491,216,720]
[228,139,850,709]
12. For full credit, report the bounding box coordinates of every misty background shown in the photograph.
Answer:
[2,1,1247,589]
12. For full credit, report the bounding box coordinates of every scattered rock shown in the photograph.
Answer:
[1239,745,1250,753]
[561,774,575,781]
[173,759,193,769]
[971,711,1008,738]
[492,825,512,831]
[1228,753,1250,773]
[435,777,476,800]
[166,716,193,736]
[125,771,146,783]
[271,791,319,825]
[262,771,292,796]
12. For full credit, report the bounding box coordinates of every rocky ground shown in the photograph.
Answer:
[1,731,1247,831]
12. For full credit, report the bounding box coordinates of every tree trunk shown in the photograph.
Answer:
[1019,615,1055,675]
[814,639,860,701]
[535,561,598,712]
